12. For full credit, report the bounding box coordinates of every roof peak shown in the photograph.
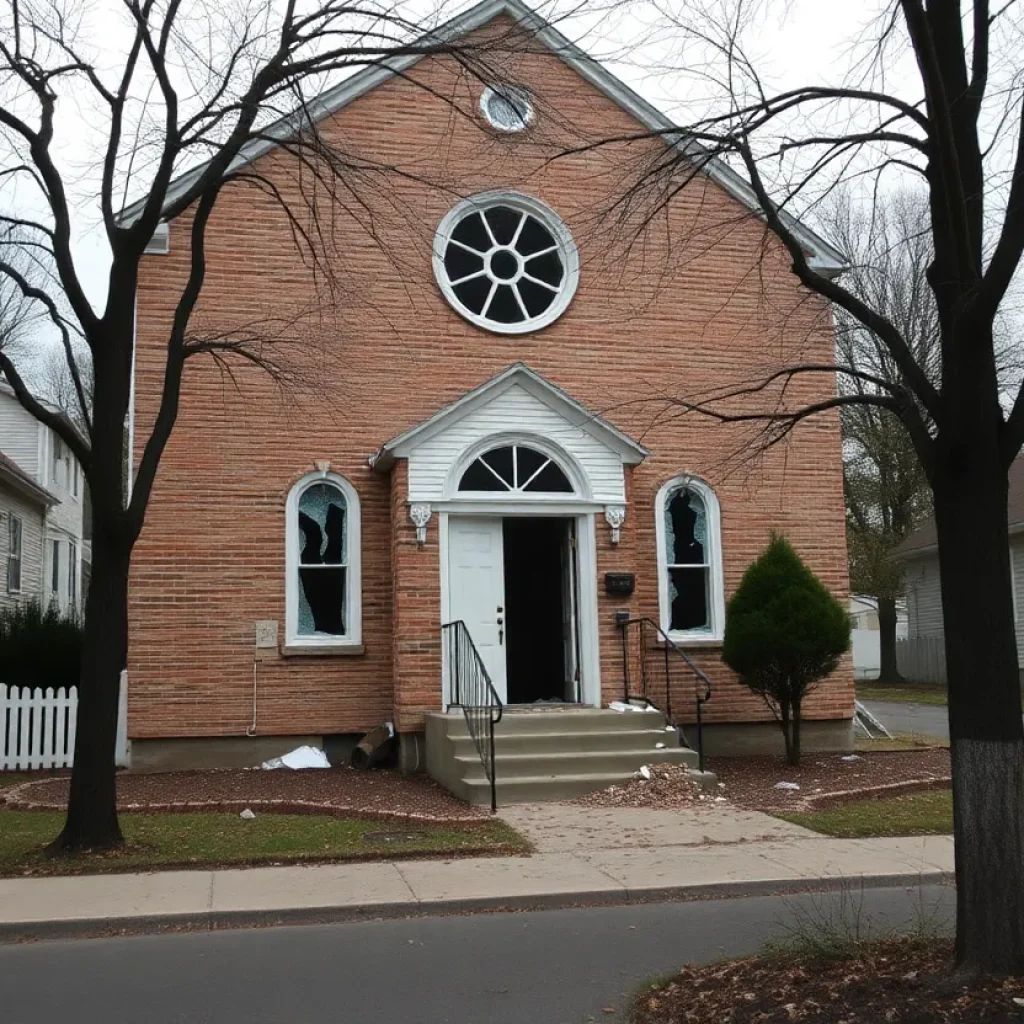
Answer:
[120,0,844,272]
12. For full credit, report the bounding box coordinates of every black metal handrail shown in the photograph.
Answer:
[617,616,712,773]
[442,620,503,812]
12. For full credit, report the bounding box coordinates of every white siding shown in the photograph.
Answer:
[1012,535,1024,657]
[407,383,625,502]
[904,556,945,639]
[0,485,46,611]
[0,390,42,478]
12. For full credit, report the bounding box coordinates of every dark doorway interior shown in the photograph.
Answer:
[503,517,573,704]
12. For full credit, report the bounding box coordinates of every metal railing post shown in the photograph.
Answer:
[696,689,705,774]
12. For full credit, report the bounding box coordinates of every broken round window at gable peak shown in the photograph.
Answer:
[297,482,347,636]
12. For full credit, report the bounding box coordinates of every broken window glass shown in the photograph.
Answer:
[297,483,347,635]
[665,486,709,631]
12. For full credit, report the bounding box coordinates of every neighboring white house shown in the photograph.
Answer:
[0,451,58,611]
[0,383,87,615]
[848,594,909,680]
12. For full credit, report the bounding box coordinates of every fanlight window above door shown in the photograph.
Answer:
[458,445,574,494]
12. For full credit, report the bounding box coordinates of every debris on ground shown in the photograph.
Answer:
[239,808,256,820]
[774,781,801,790]
[570,764,724,809]
[631,938,1021,1023]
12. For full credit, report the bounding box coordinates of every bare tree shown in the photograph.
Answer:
[584,0,1024,974]
[826,191,935,682]
[0,0,532,852]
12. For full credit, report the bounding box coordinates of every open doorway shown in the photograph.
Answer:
[502,517,579,704]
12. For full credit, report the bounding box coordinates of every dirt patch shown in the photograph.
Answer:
[3,768,486,825]
[632,939,1024,1023]
[569,763,727,809]
[717,749,950,812]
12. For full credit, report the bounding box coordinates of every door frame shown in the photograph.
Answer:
[439,508,601,708]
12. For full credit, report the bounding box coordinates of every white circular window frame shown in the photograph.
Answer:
[479,85,534,132]
[432,191,580,336]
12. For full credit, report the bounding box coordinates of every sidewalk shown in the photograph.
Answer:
[0,803,954,940]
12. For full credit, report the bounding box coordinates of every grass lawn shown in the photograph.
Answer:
[776,790,952,838]
[854,731,948,752]
[855,684,947,706]
[0,810,530,876]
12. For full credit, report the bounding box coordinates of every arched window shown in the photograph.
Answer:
[655,476,724,641]
[285,472,361,647]
[458,444,574,494]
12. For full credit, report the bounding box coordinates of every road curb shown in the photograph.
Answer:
[0,870,954,943]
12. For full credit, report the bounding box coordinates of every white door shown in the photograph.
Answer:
[447,517,507,702]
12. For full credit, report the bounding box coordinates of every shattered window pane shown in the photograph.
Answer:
[668,567,709,631]
[297,483,347,636]
[665,487,710,631]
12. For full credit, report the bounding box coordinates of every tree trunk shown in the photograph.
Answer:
[934,456,1024,975]
[778,699,793,763]
[789,696,802,766]
[49,526,130,852]
[876,596,904,684]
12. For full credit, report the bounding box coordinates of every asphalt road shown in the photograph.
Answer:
[862,699,950,739]
[0,886,954,1024]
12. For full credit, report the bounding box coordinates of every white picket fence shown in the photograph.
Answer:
[0,671,129,770]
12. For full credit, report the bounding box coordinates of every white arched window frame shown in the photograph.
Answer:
[285,470,362,647]
[654,476,725,644]
[444,433,590,502]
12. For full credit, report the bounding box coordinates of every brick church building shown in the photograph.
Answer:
[126,0,853,792]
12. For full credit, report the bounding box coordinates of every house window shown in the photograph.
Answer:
[458,444,574,494]
[285,472,362,646]
[433,192,579,335]
[6,514,22,593]
[480,85,533,132]
[51,539,60,597]
[655,476,725,642]
[68,541,77,606]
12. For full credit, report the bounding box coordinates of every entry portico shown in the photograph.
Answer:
[371,362,647,717]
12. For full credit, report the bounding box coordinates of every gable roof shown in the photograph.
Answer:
[370,362,648,471]
[119,0,846,274]
[896,456,1024,559]
[0,450,58,508]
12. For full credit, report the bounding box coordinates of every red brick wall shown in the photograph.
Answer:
[129,18,853,739]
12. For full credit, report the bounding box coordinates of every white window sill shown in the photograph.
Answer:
[662,632,722,648]
[280,643,365,658]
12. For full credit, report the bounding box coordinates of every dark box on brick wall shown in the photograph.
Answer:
[604,573,636,596]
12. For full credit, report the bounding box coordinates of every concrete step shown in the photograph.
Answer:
[448,728,680,756]
[431,707,667,737]
[461,771,661,804]
[456,746,698,781]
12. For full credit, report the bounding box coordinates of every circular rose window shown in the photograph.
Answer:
[433,192,579,334]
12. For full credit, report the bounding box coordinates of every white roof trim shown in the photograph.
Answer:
[119,0,846,272]
[370,362,649,472]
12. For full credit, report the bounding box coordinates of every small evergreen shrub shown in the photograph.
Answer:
[722,535,850,765]
[0,600,82,690]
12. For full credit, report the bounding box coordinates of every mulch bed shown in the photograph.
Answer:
[718,749,950,812]
[567,749,951,813]
[632,939,1024,1023]
[2,768,488,825]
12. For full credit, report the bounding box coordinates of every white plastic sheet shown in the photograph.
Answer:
[261,745,331,770]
